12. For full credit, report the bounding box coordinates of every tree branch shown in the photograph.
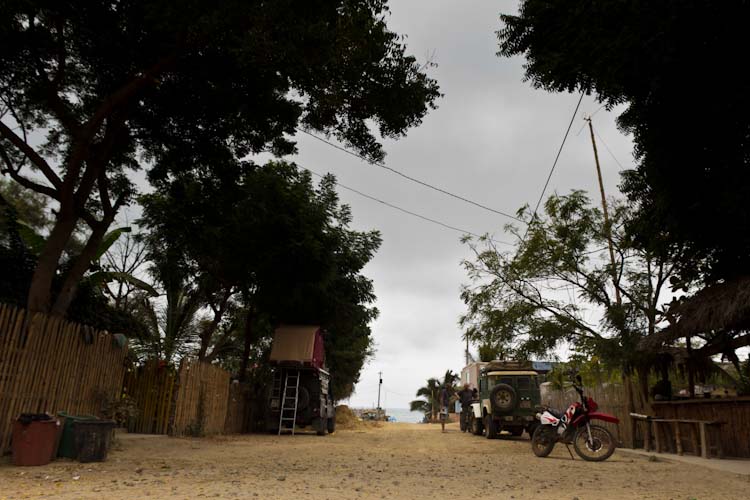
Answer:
[0,144,59,199]
[0,121,63,190]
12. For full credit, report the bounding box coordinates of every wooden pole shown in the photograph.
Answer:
[587,117,622,306]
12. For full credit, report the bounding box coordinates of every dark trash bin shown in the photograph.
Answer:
[12,414,61,466]
[73,419,116,462]
[57,412,98,458]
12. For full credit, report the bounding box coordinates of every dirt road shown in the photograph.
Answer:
[1,422,747,499]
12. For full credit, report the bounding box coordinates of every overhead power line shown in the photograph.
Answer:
[591,125,627,171]
[297,128,523,223]
[525,92,585,237]
[303,167,512,246]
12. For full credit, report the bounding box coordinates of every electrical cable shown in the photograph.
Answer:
[592,125,628,171]
[303,167,513,246]
[524,92,585,239]
[297,128,523,223]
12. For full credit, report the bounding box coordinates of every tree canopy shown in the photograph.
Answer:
[498,0,750,286]
[0,0,440,315]
[461,191,678,373]
[138,161,381,398]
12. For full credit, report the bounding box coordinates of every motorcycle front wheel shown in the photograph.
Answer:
[573,424,616,462]
[531,425,556,457]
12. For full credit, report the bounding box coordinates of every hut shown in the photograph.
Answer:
[640,276,750,366]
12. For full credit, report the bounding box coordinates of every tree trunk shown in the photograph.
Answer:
[26,207,79,313]
[238,308,254,382]
[50,221,110,316]
[197,291,231,361]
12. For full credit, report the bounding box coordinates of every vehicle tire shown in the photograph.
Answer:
[296,387,310,411]
[531,425,556,457]
[313,417,328,436]
[327,414,336,434]
[489,384,516,413]
[509,427,524,437]
[484,414,499,439]
[471,416,484,436]
[573,424,616,462]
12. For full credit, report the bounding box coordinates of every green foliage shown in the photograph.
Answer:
[413,377,441,420]
[0,0,440,313]
[498,0,750,286]
[1,181,147,334]
[138,161,380,397]
[478,343,505,362]
[461,191,678,371]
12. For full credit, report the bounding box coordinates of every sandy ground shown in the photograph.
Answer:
[1,422,749,500]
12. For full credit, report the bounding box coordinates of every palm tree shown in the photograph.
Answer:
[442,369,458,391]
[412,377,441,421]
[129,256,202,363]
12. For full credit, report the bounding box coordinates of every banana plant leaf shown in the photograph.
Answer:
[89,270,158,297]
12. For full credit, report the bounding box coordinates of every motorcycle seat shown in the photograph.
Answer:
[546,407,563,419]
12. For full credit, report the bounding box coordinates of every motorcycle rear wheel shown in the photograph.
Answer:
[531,425,556,457]
[573,424,616,462]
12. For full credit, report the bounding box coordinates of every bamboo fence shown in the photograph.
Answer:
[0,303,128,452]
[223,381,250,434]
[171,359,231,436]
[122,360,177,434]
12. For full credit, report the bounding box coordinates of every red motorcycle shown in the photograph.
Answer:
[531,375,619,461]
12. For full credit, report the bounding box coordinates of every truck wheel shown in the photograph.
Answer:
[312,417,328,436]
[484,415,499,439]
[471,417,484,436]
[489,384,516,412]
[327,415,336,434]
[297,387,310,411]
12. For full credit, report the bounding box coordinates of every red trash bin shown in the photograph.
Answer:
[12,416,61,466]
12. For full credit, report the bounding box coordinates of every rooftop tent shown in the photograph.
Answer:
[269,325,325,369]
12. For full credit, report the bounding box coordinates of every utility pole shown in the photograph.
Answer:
[587,116,635,447]
[465,336,469,366]
[376,371,382,410]
[586,116,622,306]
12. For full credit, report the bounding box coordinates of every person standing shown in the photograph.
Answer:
[457,384,474,432]
[439,384,451,432]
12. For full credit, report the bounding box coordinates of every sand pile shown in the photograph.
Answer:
[335,405,381,430]
[334,405,360,429]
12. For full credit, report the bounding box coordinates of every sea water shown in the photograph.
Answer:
[382,408,424,423]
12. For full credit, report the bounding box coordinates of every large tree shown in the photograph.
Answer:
[139,161,381,398]
[461,191,680,398]
[498,1,750,287]
[0,0,440,315]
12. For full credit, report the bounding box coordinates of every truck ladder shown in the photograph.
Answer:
[278,369,300,435]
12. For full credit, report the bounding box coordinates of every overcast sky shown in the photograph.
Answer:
[283,1,636,409]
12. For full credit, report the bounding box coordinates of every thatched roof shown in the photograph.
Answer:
[640,276,750,351]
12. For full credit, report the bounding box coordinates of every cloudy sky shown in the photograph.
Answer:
[282,1,636,409]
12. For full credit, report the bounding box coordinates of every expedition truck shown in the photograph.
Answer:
[266,325,335,436]
[469,360,542,438]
